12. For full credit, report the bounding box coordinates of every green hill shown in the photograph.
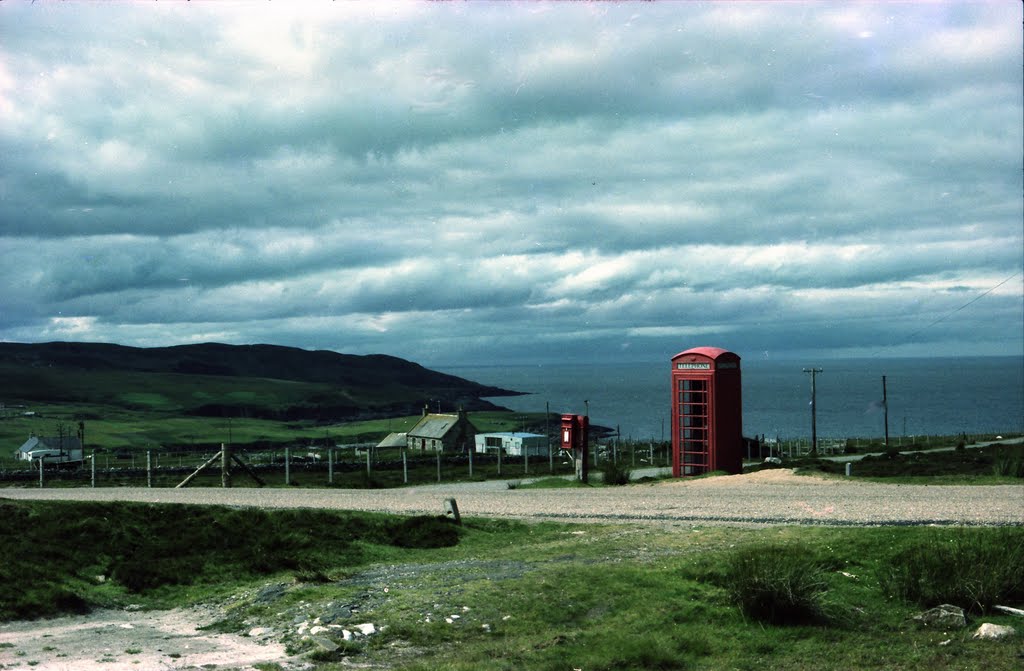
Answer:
[0,341,518,421]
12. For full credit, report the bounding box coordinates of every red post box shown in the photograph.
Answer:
[671,347,742,476]
[560,413,589,483]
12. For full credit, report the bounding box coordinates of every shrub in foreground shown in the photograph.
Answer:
[600,460,632,486]
[724,543,831,625]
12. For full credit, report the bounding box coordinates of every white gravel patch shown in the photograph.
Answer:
[3,469,1022,527]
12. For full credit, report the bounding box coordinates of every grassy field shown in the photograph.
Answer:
[0,404,558,465]
[0,499,1021,670]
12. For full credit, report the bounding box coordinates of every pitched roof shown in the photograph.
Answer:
[376,432,408,448]
[18,436,83,453]
[408,413,463,440]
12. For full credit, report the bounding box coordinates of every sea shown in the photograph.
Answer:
[441,356,1024,443]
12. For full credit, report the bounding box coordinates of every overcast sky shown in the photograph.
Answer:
[1,2,1021,366]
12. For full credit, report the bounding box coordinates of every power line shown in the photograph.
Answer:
[913,272,1015,333]
[873,270,1022,356]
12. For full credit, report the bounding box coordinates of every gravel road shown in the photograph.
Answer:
[3,469,1022,526]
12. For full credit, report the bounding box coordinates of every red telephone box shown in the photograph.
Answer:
[561,413,589,482]
[671,347,742,476]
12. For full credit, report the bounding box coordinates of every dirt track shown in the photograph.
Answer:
[4,469,1023,527]
[0,605,289,671]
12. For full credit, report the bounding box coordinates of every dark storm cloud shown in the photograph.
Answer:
[0,2,1020,364]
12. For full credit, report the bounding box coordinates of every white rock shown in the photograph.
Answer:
[972,623,1016,640]
[355,622,376,636]
[309,625,329,635]
[248,627,272,638]
[342,629,353,641]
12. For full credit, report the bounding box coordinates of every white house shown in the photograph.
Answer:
[407,408,477,453]
[16,435,84,464]
[474,432,548,457]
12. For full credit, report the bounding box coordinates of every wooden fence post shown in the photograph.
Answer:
[221,443,231,488]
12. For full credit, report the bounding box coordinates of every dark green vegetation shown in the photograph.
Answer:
[792,442,1024,483]
[0,340,517,422]
[0,499,458,621]
[880,528,1024,613]
[2,499,1022,670]
[599,457,633,485]
[724,543,832,625]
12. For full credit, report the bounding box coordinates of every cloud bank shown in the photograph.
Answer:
[1,2,1021,365]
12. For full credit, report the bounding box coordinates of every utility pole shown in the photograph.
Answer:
[584,400,592,469]
[546,401,552,474]
[882,375,889,451]
[803,368,823,455]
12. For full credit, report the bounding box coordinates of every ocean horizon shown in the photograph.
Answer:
[441,355,1024,443]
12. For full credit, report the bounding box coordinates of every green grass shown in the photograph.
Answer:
[2,501,1022,669]
[0,405,555,470]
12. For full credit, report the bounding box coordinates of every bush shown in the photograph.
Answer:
[724,543,831,625]
[600,460,632,486]
[992,446,1024,478]
[880,528,1024,613]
